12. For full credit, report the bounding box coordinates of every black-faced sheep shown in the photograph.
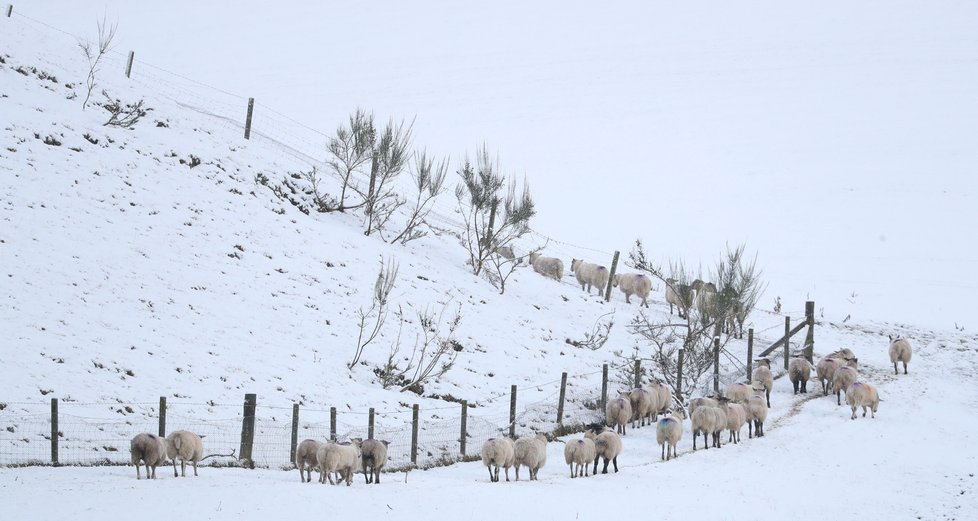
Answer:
[528,253,563,281]
[571,259,610,295]
[656,409,684,461]
[295,438,322,483]
[164,430,204,478]
[130,432,166,480]
[888,336,912,375]
[613,273,652,307]
[514,433,548,481]
[584,424,622,474]
[564,437,596,478]
[481,437,516,482]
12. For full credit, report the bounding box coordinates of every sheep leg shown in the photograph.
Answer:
[661,443,665,461]
[801,379,808,393]
[693,431,697,450]
[504,467,510,482]
[601,457,609,474]
[592,457,599,476]
[487,465,494,482]
[612,456,619,473]
[192,460,198,477]
[903,361,908,375]
[172,457,178,477]
[136,462,142,480]
[375,469,381,484]
[515,464,520,481]
[766,389,771,408]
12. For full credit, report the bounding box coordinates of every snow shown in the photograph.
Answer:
[2,2,978,520]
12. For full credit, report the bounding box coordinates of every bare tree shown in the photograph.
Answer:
[375,302,463,394]
[454,145,534,277]
[566,311,615,350]
[390,150,448,245]
[364,118,414,237]
[78,16,117,110]
[101,91,150,128]
[326,108,376,212]
[349,257,399,369]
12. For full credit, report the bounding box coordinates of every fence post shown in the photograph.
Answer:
[459,400,468,457]
[804,300,815,363]
[746,328,754,380]
[367,407,375,439]
[6,5,13,18]
[556,372,568,424]
[604,250,620,302]
[713,336,721,393]
[509,385,517,439]
[329,407,337,442]
[158,396,166,437]
[50,398,58,466]
[239,393,257,468]
[125,50,134,78]
[676,349,684,404]
[784,316,791,370]
[290,403,299,464]
[600,363,608,411]
[633,359,642,388]
[410,404,419,466]
[244,97,255,140]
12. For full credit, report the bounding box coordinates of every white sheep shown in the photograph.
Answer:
[710,400,729,448]
[691,405,719,451]
[359,439,389,484]
[571,259,610,295]
[723,382,753,403]
[613,273,652,307]
[665,278,693,318]
[725,402,747,444]
[317,440,362,486]
[645,380,673,421]
[606,393,633,435]
[888,336,912,375]
[815,351,856,395]
[164,430,203,478]
[832,364,860,406]
[656,408,684,461]
[584,424,622,474]
[628,387,654,428]
[495,245,515,261]
[845,381,880,420]
[130,432,166,480]
[692,279,717,315]
[725,300,747,339]
[788,355,813,394]
[687,396,719,420]
[528,252,564,281]
[745,387,769,438]
[481,437,516,482]
[514,433,548,481]
[752,358,774,407]
[295,438,322,483]
[563,437,596,478]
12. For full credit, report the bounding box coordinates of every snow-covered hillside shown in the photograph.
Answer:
[2,4,978,520]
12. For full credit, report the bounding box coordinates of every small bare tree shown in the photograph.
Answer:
[566,311,615,350]
[455,145,534,277]
[326,108,376,212]
[101,91,150,128]
[78,17,116,110]
[349,257,399,369]
[375,302,462,393]
[363,118,414,237]
[390,150,448,245]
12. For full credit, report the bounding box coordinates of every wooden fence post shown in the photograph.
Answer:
[329,407,337,442]
[713,336,721,393]
[50,398,58,466]
[746,329,754,380]
[676,349,684,404]
[784,316,791,370]
[604,250,620,302]
[805,301,815,363]
[158,396,166,437]
[244,97,254,140]
[7,5,13,18]
[125,50,134,78]
[459,400,468,457]
[368,407,375,439]
[290,403,299,464]
[410,404,419,466]
[633,359,642,388]
[600,363,608,411]
[509,385,517,439]
[556,372,568,424]
[239,393,257,468]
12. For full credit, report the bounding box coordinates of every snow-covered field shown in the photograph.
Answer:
[2,2,977,520]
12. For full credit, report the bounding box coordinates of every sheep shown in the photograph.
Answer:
[130,433,166,480]
[613,273,652,307]
[752,358,774,407]
[645,380,674,421]
[710,399,729,448]
[359,439,389,484]
[692,280,717,315]
[606,392,633,436]
[317,440,362,486]
[846,381,880,420]
[495,245,515,261]
[832,364,860,406]
[584,424,622,474]
[687,396,719,420]
[628,387,654,428]
[725,402,747,444]
[528,252,563,281]
[563,437,596,478]
[481,437,516,483]
[656,408,684,461]
[571,259,610,295]
[723,382,753,404]
[295,438,322,483]
[788,355,813,394]
[816,356,844,396]
[725,300,747,339]
[665,278,694,318]
[889,336,912,375]
[690,405,720,451]
[745,387,769,438]
[164,430,203,478]
[514,433,548,481]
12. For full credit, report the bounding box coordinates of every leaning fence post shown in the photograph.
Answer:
[410,404,419,466]
[290,403,299,464]
[713,336,721,393]
[7,5,13,18]
[784,316,791,370]
[509,385,517,439]
[50,398,58,466]
[633,359,642,388]
[459,400,468,457]
[125,50,134,78]
[158,396,167,437]
[604,250,620,302]
[239,393,257,468]
[676,349,684,404]
[368,407,375,439]
[600,363,608,411]
[805,301,815,363]
[556,372,568,424]
[329,407,337,442]
[244,97,255,140]
[747,328,754,380]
